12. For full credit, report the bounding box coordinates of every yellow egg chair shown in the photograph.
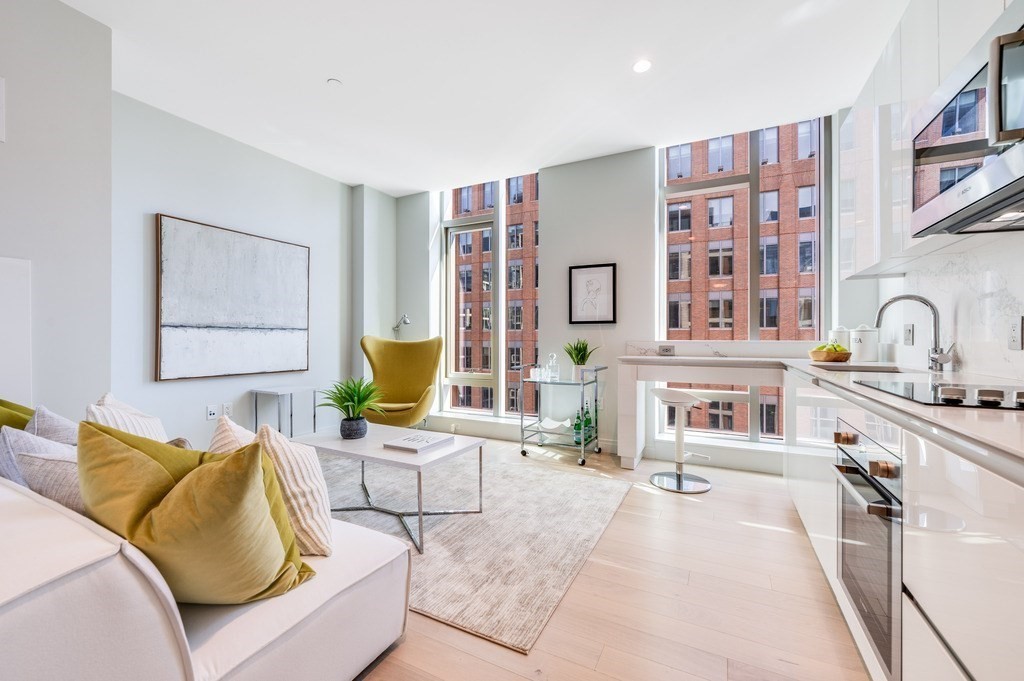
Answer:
[360,335,442,428]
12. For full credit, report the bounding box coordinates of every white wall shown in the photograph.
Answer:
[396,191,443,344]
[351,185,397,376]
[538,148,659,450]
[112,94,351,445]
[0,0,112,417]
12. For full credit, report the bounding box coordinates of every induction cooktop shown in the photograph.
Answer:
[855,380,1024,410]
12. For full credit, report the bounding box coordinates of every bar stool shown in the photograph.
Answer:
[650,388,712,494]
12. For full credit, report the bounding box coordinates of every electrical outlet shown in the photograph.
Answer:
[222,402,233,418]
[206,404,219,421]
[1010,317,1024,351]
[658,345,675,356]
[903,324,915,346]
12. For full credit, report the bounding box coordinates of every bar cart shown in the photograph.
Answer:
[518,363,607,466]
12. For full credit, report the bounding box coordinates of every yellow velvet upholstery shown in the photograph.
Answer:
[360,335,442,427]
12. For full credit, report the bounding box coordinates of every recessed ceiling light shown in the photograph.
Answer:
[326,77,343,88]
[632,59,652,74]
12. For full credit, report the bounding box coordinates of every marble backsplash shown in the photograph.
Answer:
[880,233,1024,382]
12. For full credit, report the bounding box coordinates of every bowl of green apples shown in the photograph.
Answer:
[809,342,851,362]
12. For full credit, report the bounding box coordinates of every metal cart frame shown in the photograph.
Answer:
[518,363,607,466]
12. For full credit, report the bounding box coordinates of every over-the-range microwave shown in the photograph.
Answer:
[912,3,1024,237]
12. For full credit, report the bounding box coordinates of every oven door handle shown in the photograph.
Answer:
[832,464,902,520]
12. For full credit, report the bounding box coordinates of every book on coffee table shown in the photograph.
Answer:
[383,431,456,453]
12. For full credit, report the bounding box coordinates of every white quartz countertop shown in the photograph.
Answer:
[618,354,1024,471]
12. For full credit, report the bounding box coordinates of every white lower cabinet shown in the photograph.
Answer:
[902,594,969,681]
[903,432,1024,680]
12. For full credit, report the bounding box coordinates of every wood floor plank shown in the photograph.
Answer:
[362,439,868,681]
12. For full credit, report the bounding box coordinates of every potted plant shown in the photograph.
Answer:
[318,378,386,439]
[563,339,599,381]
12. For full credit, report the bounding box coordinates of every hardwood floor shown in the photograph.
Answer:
[362,440,868,681]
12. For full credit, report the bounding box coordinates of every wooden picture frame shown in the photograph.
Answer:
[156,214,310,380]
[568,263,616,324]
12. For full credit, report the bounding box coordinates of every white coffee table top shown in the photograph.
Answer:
[294,424,486,471]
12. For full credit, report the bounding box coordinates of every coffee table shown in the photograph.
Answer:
[294,424,485,553]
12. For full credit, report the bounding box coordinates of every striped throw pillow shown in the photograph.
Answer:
[86,394,168,442]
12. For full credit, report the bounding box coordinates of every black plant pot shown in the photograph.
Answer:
[340,417,368,439]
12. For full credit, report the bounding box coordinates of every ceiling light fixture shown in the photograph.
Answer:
[326,77,343,88]
[632,59,652,74]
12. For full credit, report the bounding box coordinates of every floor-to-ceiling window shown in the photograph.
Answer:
[660,119,827,442]
[442,174,539,417]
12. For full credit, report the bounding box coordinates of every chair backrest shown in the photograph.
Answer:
[360,336,443,404]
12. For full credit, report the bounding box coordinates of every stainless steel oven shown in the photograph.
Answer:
[834,419,902,681]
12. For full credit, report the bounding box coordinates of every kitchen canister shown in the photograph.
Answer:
[829,326,851,349]
[850,324,879,362]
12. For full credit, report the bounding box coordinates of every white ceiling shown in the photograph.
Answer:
[63,0,908,197]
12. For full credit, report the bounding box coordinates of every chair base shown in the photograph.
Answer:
[650,471,712,494]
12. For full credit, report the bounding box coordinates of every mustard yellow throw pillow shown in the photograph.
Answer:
[77,421,314,604]
[0,399,33,430]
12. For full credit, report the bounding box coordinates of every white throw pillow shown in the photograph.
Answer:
[208,415,257,453]
[26,405,79,445]
[257,425,333,556]
[85,393,168,442]
[209,416,333,556]
[0,426,83,513]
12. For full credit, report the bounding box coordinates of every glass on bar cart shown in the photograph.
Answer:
[546,353,560,382]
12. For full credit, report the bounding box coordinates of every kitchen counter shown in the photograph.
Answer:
[617,355,1024,484]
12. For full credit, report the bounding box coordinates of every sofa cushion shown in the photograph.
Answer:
[85,393,168,442]
[180,520,409,681]
[17,446,84,514]
[0,398,34,418]
[78,421,314,604]
[26,405,79,445]
[0,405,31,432]
[211,417,334,557]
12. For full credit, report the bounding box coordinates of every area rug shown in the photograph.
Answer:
[319,450,630,653]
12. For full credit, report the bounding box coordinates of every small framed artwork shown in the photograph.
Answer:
[569,263,616,324]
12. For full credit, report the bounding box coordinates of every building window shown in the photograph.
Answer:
[483,182,495,209]
[508,344,522,369]
[760,396,779,435]
[458,232,472,255]
[839,178,855,214]
[708,291,734,329]
[760,127,778,165]
[668,244,691,280]
[482,262,491,291]
[482,302,491,331]
[760,236,779,275]
[760,289,779,328]
[798,288,816,328]
[708,240,734,277]
[668,202,692,231]
[799,233,816,273]
[797,120,818,159]
[941,90,979,137]
[810,406,838,441]
[481,387,493,409]
[508,224,523,249]
[481,346,491,370]
[708,401,734,430]
[455,386,471,407]
[708,136,733,173]
[534,221,539,246]
[507,387,521,413]
[798,186,817,218]
[534,262,539,288]
[534,173,540,200]
[508,301,523,330]
[759,190,779,222]
[482,228,491,252]
[708,197,734,227]
[461,343,473,370]
[534,304,539,329]
[508,260,523,290]
[939,165,980,194]
[508,176,524,204]
[458,264,472,292]
[668,293,691,330]
[667,144,692,179]
[459,187,471,214]
[460,303,472,330]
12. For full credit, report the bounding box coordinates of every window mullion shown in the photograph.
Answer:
[494,181,507,418]
[748,130,761,341]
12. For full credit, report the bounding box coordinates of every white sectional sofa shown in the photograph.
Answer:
[0,478,410,680]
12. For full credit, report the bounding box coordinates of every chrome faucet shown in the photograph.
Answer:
[874,295,953,372]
